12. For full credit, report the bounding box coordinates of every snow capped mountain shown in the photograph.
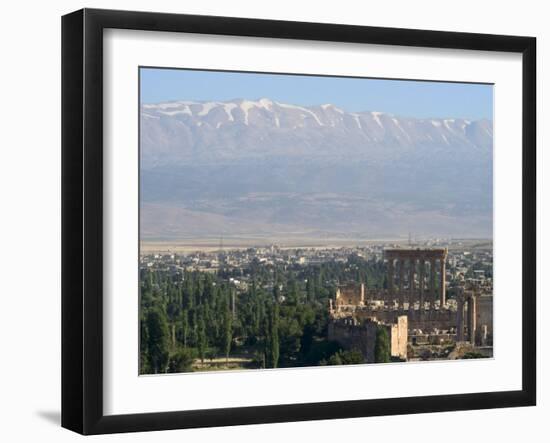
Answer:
[140,98,492,168]
[140,98,493,240]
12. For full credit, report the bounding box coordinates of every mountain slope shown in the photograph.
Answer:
[140,98,493,241]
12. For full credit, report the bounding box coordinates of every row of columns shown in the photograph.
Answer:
[387,257,446,309]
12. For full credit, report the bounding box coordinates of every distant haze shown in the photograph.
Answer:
[140,98,493,242]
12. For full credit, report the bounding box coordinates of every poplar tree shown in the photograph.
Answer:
[179,309,189,348]
[197,313,207,362]
[145,308,170,373]
[271,302,280,368]
[375,327,391,363]
[223,305,233,362]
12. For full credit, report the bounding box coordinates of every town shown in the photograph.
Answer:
[139,239,493,373]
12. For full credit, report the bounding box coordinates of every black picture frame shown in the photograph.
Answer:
[62,8,537,435]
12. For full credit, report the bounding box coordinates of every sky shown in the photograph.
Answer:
[140,67,493,120]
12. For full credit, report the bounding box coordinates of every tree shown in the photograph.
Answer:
[139,314,150,373]
[140,253,404,373]
[223,304,233,361]
[287,279,300,305]
[339,349,364,364]
[168,348,196,373]
[197,313,207,362]
[145,308,170,373]
[304,341,341,366]
[271,303,280,368]
[325,349,364,366]
[306,278,315,303]
[179,309,189,348]
[375,326,391,363]
[326,352,342,365]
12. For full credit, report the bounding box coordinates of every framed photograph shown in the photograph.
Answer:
[62,8,536,435]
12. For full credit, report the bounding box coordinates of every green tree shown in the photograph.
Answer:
[197,313,207,362]
[325,349,364,366]
[339,349,364,364]
[327,352,342,365]
[179,309,189,348]
[139,313,150,373]
[306,278,315,303]
[168,348,196,373]
[375,326,391,363]
[223,304,233,361]
[271,303,280,368]
[145,308,170,373]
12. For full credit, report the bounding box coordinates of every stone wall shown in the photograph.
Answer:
[349,307,456,333]
[328,318,378,362]
[476,295,493,334]
[328,316,408,363]
[390,316,408,359]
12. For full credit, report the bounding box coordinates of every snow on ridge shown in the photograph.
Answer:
[392,117,411,141]
[321,103,344,114]
[371,112,384,129]
[443,119,455,131]
[142,100,488,140]
[257,98,273,108]
[198,102,220,116]
[351,114,362,130]
[278,103,323,126]
[224,103,236,121]
[142,113,160,119]
[239,99,274,125]
[240,101,254,125]
[157,109,192,116]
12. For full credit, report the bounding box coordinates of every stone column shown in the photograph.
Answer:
[481,325,488,346]
[419,259,425,311]
[440,258,446,308]
[430,258,436,309]
[467,294,477,345]
[456,289,464,341]
[398,258,405,307]
[408,258,415,310]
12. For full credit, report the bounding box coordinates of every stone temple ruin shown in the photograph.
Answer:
[328,315,408,363]
[328,248,493,362]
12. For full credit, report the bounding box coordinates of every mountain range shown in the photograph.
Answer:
[140,98,493,241]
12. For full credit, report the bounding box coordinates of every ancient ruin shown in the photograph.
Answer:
[328,316,408,362]
[385,248,447,309]
[328,247,493,362]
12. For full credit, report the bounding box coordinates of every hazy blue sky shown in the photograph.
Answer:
[140,67,493,120]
